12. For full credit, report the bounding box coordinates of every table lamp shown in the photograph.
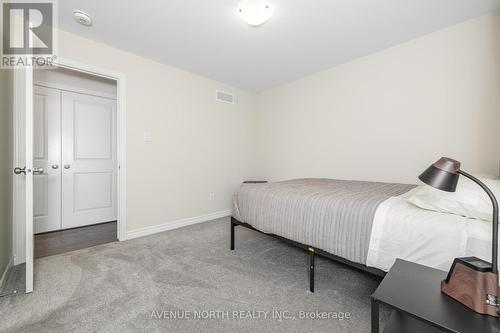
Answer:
[419,157,499,317]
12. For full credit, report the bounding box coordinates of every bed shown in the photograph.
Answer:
[231,178,496,291]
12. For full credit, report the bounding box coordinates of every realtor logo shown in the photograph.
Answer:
[1,0,57,68]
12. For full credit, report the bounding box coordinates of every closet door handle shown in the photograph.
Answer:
[64,164,71,169]
[52,164,59,169]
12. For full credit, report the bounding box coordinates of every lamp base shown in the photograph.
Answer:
[441,257,499,317]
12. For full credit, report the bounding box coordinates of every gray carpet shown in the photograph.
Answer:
[0,217,389,332]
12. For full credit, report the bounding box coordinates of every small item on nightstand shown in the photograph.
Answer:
[419,157,499,317]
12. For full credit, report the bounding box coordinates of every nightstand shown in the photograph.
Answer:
[371,259,500,333]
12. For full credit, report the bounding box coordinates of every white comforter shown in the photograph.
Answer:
[367,187,499,272]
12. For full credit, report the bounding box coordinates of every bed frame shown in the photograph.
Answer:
[230,217,386,292]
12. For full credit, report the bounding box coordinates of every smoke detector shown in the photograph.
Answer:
[237,0,273,27]
[73,10,92,26]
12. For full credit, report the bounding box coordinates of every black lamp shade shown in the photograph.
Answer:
[418,157,461,192]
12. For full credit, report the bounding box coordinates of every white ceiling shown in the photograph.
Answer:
[59,0,500,92]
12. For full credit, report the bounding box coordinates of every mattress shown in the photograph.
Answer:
[232,178,416,265]
[367,187,500,273]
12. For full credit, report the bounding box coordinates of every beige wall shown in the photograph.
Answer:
[58,31,259,233]
[256,12,500,184]
[0,69,13,278]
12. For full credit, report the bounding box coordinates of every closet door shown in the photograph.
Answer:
[62,91,117,229]
[33,86,61,233]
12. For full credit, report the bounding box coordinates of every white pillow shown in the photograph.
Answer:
[407,174,500,222]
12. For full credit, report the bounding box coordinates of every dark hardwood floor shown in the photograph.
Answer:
[35,221,117,259]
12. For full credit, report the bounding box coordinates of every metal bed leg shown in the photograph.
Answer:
[371,297,379,333]
[230,220,235,250]
[309,247,315,293]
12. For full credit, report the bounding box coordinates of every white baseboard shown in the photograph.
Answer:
[126,209,231,240]
[0,256,14,291]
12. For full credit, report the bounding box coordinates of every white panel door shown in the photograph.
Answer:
[13,68,34,292]
[33,86,61,234]
[62,92,117,229]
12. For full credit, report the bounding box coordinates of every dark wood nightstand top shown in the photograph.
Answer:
[371,259,500,333]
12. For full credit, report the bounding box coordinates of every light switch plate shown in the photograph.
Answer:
[143,130,153,142]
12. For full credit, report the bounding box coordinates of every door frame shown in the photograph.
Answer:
[13,59,127,276]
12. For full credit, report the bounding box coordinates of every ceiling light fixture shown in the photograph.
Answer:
[73,10,93,26]
[237,0,273,27]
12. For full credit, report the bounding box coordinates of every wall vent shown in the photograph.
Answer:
[215,90,235,104]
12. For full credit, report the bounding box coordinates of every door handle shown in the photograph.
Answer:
[33,167,44,175]
[64,164,71,169]
[52,164,59,169]
[14,167,26,175]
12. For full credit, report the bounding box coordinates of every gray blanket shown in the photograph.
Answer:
[232,179,416,265]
